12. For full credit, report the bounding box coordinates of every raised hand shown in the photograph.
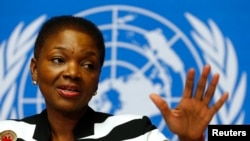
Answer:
[150,64,229,141]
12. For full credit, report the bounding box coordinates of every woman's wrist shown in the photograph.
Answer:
[179,134,205,141]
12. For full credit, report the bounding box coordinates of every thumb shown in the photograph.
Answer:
[149,93,171,119]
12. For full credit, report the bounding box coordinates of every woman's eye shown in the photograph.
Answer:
[52,58,64,64]
[82,62,95,70]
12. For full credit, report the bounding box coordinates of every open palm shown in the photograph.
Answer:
[150,65,228,141]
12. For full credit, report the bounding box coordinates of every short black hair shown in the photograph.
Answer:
[34,15,105,67]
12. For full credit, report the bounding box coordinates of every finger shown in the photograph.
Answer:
[209,92,229,116]
[182,68,195,98]
[149,93,171,118]
[194,64,211,100]
[203,73,220,105]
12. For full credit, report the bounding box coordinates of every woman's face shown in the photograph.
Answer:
[30,29,101,115]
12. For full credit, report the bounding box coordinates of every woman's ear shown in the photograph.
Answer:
[30,58,38,82]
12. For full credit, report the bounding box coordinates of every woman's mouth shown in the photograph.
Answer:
[57,86,80,98]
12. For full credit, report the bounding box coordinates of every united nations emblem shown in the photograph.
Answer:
[75,5,247,140]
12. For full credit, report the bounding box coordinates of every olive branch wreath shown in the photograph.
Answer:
[185,13,247,124]
[0,15,46,119]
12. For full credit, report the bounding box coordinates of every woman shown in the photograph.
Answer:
[0,15,228,141]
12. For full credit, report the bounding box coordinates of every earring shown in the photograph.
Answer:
[32,80,37,85]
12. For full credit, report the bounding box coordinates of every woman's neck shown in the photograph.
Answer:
[46,108,86,141]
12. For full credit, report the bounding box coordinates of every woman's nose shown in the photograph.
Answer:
[63,62,81,80]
